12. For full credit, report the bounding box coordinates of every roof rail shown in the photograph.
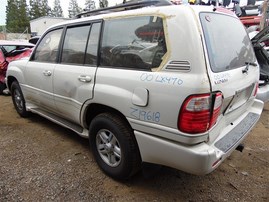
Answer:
[76,0,172,18]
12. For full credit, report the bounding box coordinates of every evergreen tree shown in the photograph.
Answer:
[40,0,52,17]
[99,0,108,8]
[85,0,96,11]
[6,0,19,32]
[29,0,51,20]
[29,0,41,19]
[17,0,30,33]
[6,0,30,33]
[68,0,82,18]
[52,0,63,17]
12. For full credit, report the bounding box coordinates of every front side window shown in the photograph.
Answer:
[200,13,255,72]
[32,29,63,63]
[61,25,91,65]
[101,16,167,70]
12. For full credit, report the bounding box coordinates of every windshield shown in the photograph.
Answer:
[200,12,256,73]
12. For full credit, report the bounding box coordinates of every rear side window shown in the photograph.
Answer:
[100,16,167,71]
[61,23,101,66]
[85,23,101,65]
[61,25,90,65]
[32,29,63,63]
[200,13,255,72]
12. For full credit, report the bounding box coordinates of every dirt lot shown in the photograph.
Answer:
[0,95,268,202]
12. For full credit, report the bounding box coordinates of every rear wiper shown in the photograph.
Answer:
[242,62,257,74]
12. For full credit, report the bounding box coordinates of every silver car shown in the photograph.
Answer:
[6,2,264,180]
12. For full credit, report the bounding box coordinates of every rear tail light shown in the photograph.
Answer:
[178,92,223,134]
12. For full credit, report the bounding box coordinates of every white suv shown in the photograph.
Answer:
[6,2,264,180]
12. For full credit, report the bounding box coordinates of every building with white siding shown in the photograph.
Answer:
[30,16,70,36]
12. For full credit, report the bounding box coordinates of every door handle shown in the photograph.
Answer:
[43,70,52,76]
[78,75,92,83]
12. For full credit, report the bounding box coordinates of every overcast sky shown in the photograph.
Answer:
[0,0,123,25]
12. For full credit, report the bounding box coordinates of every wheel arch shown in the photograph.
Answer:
[7,76,18,90]
[83,103,133,131]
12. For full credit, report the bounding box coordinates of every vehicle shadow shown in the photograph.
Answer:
[23,109,268,201]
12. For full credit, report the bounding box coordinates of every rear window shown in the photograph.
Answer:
[200,13,255,72]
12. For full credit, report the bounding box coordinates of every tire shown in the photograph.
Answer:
[10,81,30,117]
[89,113,141,180]
[0,82,6,95]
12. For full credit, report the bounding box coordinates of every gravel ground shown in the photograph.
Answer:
[0,95,268,201]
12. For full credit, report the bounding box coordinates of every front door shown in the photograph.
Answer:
[24,28,63,112]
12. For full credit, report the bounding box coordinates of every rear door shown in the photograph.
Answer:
[200,12,259,113]
[53,22,101,123]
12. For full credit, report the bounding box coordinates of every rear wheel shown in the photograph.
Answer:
[11,81,30,117]
[89,113,141,180]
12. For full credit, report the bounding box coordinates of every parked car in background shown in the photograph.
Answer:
[249,26,269,102]
[29,36,40,45]
[240,15,261,27]
[0,40,34,94]
[6,1,264,180]
[230,0,264,16]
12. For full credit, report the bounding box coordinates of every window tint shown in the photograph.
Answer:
[200,13,255,72]
[61,25,90,65]
[101,16,166,70]
[33,29,63,63]
[85,23,101,65]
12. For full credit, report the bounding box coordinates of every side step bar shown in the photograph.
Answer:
[29,108,89,138]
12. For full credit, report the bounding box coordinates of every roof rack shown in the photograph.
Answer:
[76,0,172,18]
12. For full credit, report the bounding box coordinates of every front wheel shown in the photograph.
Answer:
[11,81,30,117]
[89,113,141,180]
[0,82,6,95]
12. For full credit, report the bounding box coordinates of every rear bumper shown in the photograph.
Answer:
[257,84,269,103]
[134,99,264,175]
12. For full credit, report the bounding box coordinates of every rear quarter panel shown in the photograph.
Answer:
[90,7,212,144]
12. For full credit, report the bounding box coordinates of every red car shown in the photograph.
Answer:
[0,40,34,94]
[240,15,262,27]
